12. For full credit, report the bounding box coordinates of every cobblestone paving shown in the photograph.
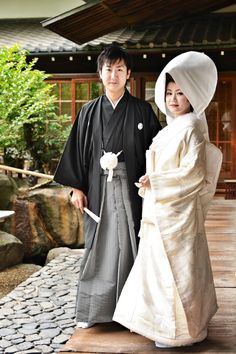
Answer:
[0,251,84,353]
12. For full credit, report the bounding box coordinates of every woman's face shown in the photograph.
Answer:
[165,81,191,117]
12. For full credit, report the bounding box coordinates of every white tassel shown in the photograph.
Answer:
[100,151,122,182]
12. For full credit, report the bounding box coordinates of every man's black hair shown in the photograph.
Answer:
[97,44,132,72]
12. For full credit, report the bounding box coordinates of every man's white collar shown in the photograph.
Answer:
[105,92,124,109]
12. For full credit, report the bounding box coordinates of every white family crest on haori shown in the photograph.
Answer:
[138,123,143,130]
[100,151,122,182]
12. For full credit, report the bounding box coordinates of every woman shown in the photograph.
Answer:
[113,51,222,347]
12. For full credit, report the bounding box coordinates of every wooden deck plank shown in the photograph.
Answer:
[60,197,236,354]
[212,271,236,288]
[61,290,236,354]
[207,234,236,242]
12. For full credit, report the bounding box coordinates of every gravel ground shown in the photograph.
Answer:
[0,263,42,299]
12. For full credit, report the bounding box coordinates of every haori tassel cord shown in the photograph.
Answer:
[100,151,122,182]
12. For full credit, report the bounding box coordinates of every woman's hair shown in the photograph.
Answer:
[165,73,175,86]
[97,44,132,72]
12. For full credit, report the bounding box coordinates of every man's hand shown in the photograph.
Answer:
[71,189,88,213]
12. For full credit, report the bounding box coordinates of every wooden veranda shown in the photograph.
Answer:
[60,196,236,354]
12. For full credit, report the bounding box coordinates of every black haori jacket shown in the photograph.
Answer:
[54,91,162,249]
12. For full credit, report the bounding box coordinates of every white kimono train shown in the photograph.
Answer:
[113,52,222,347]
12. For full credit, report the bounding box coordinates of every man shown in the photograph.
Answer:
[54,45,162,328]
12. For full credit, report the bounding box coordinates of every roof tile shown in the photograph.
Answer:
[0,14,235,54]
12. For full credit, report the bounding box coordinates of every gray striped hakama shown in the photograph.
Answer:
[75,162,137,324]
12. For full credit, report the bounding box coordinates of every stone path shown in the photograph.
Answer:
[0,250,84,354]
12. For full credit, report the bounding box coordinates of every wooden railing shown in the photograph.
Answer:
[0,164,53,180]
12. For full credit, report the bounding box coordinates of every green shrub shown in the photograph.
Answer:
[0,45,70,173]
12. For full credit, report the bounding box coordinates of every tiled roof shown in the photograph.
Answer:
[0,13,235,54]
[88,13,236,50]
[0,20,81,53]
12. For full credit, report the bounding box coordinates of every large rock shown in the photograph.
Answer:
[0,175,84,261]
[11,186,84,260]
[0,231,24,270]
[0,174,17,210]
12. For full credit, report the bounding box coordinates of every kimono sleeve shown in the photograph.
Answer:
[53,105,91,193]
[149,128,206,204]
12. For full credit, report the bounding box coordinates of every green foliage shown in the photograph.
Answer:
[0,45,70,172]
[26,115,71,173]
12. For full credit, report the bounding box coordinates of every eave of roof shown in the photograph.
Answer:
[42,0,236,44]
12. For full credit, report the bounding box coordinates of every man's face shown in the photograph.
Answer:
[99,59,131,96]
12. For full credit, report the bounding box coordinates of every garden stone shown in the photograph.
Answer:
[45,247,84,264]
[0,174,17,210]
[0,231,23,270]
[0,175,84,261]
[12,186,84,260]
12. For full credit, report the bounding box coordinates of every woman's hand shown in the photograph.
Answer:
[138,174,150,188]
[71,189,88,213]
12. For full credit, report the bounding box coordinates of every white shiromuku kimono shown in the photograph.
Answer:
[113,51,222,347]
